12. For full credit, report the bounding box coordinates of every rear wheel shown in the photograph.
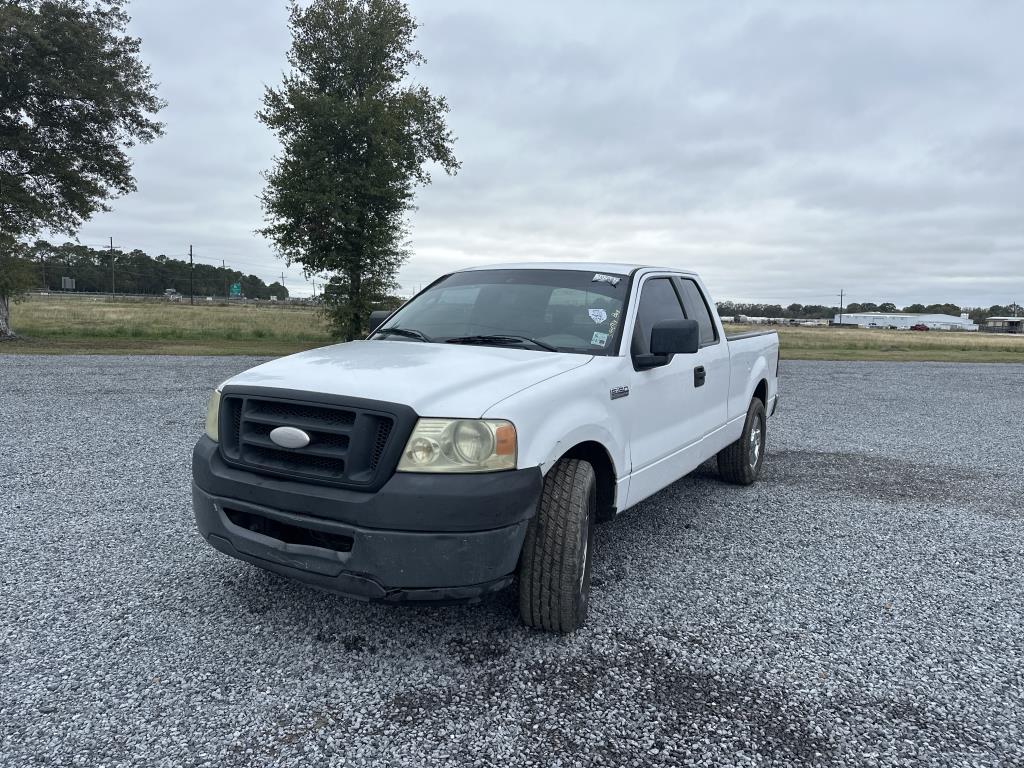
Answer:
[518,458,596,633]
[717,397,767,485]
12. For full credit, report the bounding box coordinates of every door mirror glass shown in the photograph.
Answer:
[650,319,700,355]
[368,310,391,334]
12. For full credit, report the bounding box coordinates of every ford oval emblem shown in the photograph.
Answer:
[269,426,311,449]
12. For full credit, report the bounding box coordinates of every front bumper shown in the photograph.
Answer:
[192,437,543,602]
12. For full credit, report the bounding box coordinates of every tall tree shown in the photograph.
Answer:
[259,0,458,340]
[0,0,164,337]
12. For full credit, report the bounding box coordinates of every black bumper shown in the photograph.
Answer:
[192,437,542,601]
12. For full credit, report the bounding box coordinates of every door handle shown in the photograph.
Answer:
[694,366,706,387]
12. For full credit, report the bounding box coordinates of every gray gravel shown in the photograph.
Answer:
[1,355,1022,767]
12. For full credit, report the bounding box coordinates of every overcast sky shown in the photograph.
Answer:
[74,0,1023,306]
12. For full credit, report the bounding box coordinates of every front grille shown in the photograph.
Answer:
[218,392,403,488]
[370,420,392,469]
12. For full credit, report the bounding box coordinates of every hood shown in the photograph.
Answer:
[225,340,593,416]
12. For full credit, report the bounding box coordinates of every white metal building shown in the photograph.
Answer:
[833,312,979,331]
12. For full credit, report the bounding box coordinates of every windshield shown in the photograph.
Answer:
[373,269,629,354]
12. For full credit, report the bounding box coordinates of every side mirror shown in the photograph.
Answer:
[651,319,700,355]
[368,310,391,334]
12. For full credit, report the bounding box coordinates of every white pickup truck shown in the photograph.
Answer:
[193,263,780,632]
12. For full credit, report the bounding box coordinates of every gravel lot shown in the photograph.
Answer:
[1,355,1022,767]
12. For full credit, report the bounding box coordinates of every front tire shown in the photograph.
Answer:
[518,458,596,633]
[717,397,767,485]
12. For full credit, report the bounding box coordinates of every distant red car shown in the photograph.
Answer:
[910,323,929,331]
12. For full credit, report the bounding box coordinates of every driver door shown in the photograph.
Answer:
[623,275,709,508]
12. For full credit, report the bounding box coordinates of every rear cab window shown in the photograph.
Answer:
[675,277,719,346]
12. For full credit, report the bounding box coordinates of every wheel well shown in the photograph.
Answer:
[561,441,617,521]
[753,378,767,405]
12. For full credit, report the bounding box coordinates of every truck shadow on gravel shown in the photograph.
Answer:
[386,636,838,766]
[761,449,1007,509]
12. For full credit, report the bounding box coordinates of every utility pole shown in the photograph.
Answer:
[838,289,845,324]
[222,260,227,300]
[280,271,286,300]
[109,237,115,298]
[189,245,194,306]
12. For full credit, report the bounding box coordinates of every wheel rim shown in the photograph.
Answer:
[748,417,763,469]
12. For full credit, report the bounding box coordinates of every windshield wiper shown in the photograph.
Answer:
[445,334,558,352]
[376,326,432,342]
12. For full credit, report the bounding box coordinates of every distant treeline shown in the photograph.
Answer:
[8,240,1020,321]
[15,240,289,300]
[716,300,1020,324]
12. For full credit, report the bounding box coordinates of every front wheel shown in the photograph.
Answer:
[717,397,767,485]
[518,458,596,633]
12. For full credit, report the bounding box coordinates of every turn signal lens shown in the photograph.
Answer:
[495,424,516,456]
[397,419,516,473]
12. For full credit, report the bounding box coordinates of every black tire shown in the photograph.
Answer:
[717,397,767,485]
[518,458,596,633]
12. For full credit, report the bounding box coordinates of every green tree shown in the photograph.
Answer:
[258,0,459,340]
[924,303,962,316]
[0,0,164,335]
[267,281,290,300]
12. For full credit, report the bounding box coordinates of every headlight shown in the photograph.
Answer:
[397,419,516,472]
[204,389,221,442]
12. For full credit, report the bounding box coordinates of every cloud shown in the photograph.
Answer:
[72,0,1024,307]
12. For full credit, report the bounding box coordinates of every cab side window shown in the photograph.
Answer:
[631,278,686,356]
[676,278,718,346]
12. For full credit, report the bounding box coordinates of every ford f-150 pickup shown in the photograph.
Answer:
[193,263,780,632]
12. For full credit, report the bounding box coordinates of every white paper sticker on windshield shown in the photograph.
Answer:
[588,308,607,324]
[591,331,608,347]
[592,273,621,286]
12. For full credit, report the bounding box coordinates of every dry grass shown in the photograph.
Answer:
[10,295,331,340]
[4,296,1023,362]
[738,324,1024,363]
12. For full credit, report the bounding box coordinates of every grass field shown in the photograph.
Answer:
[732,324,1024,363]
[4,295,332,355]
[4,295,1024,362]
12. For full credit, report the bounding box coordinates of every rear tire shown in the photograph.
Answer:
[518,458,596,633]
[718,397,767,485]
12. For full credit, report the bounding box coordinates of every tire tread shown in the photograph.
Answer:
[518,458,595,633]
[717,398,766,486]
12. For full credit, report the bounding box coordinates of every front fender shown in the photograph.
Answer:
[481,367,629,498]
